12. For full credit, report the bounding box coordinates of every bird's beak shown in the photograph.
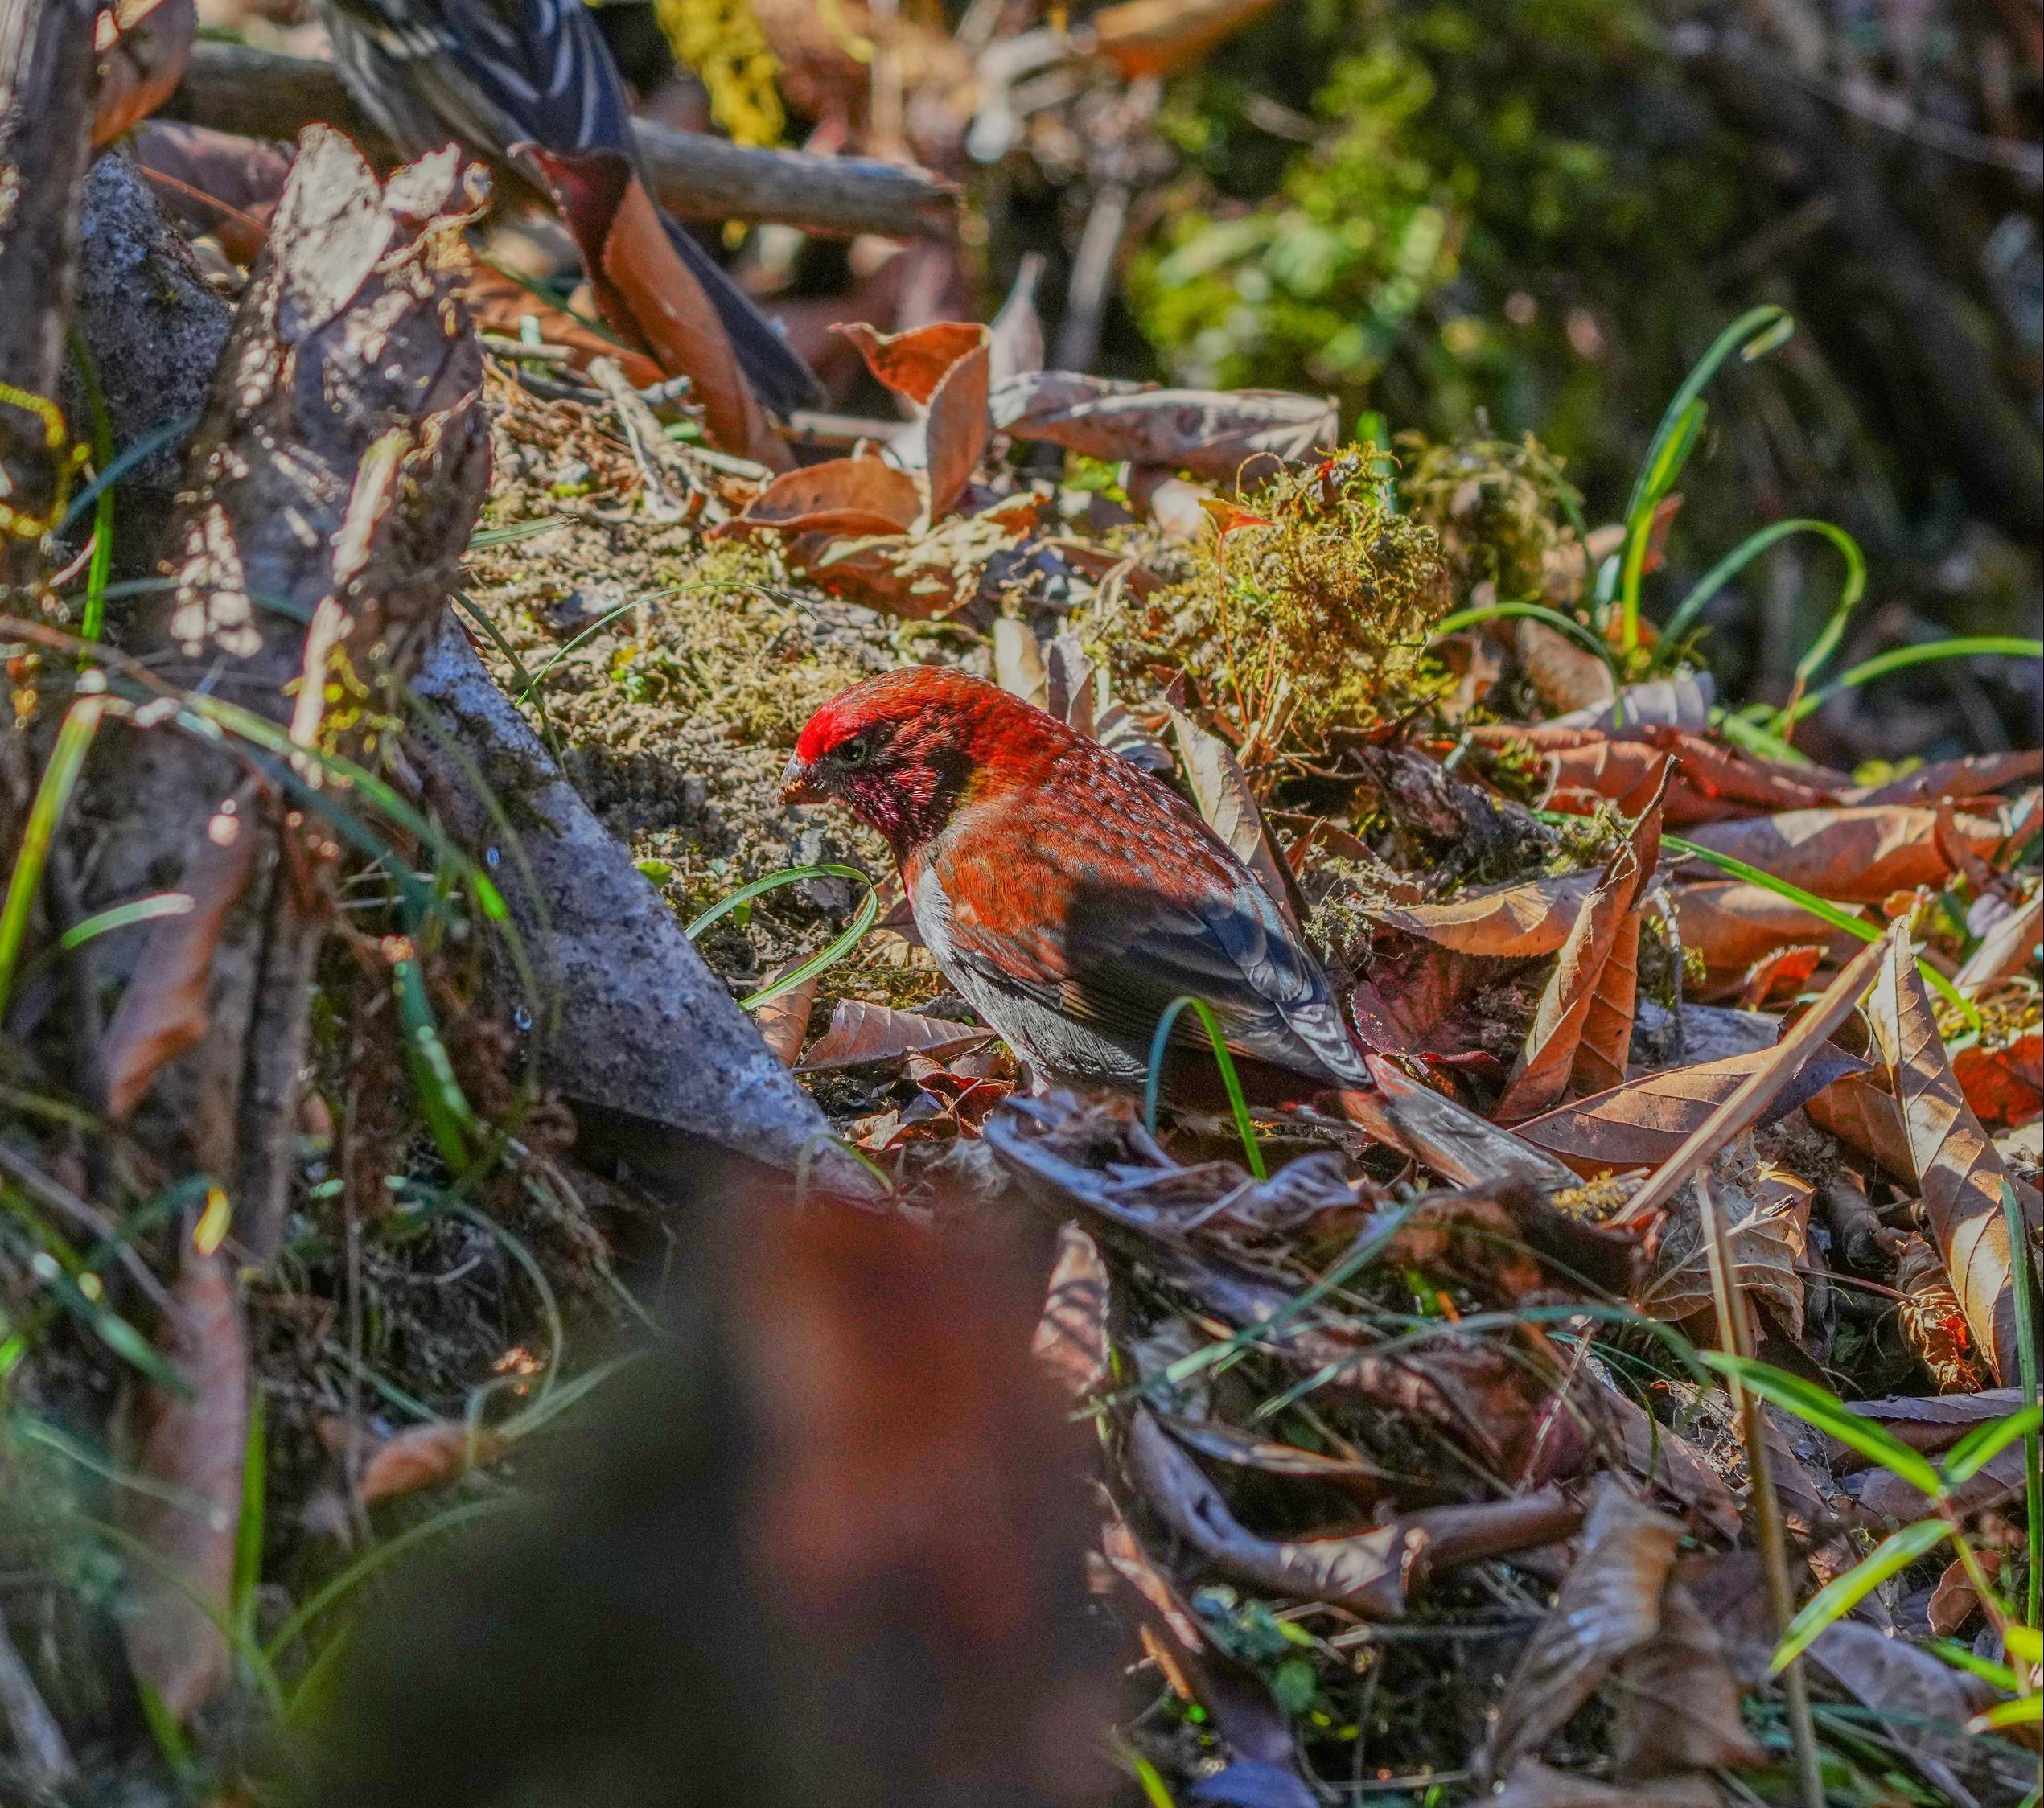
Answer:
[779,754,825,806]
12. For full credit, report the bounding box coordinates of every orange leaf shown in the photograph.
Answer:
[724,449,922,538]
[92,0,195,148]
[1953,1030,2043,1128]
[360,1419,506,1507]
[1495,768,1665,1121]
[101,803,258,1123]
[799,1000,994,1071]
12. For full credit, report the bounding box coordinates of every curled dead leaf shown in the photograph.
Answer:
[360,1418,508,1506]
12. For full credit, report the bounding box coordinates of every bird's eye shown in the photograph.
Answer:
[835,735,871,768]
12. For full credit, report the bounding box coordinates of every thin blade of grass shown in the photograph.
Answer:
[1771,1518,1951,1672]
[1698,1353,1943,1496]
[1939,1402,2042,1487]
[1658,518,1864,668]
[1779,636,2044,726]
[1143,994,1266,1179]
[0,688,107,1023]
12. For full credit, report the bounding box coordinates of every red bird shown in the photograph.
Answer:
[780,668,1374,1098]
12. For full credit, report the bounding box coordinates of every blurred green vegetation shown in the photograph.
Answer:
[1129,0,1746,507]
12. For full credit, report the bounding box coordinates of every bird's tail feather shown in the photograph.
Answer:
[658,212,824,417]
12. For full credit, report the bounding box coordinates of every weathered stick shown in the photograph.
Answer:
[0,0,99,593]
[165,41,959,240]
[409,621,881,1204]
[80,129,491,1263]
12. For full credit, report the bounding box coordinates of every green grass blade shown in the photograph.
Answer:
[1778,636,2043,727]
[53,411,200,541]
[742,885,878,1011]
[683,862,871,939]
[1663,832,1980,1029]
[1939,1400,2042,1487]
[1618,398,1705,651]
[1658,518,1865,664]
[391,952,475,1168]
[1771,1517,1950,1671]
[467,515,568,551]
[0,688,106,1023]
[1623,304,1793,528]
[1142,995,1266,1178]
[57,892,195,950]
[1700,1353,1943,1495]
[1432,600,1620,684]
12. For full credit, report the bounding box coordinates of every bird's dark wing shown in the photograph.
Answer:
[319,0,823,414]
[933,787,1370,1089]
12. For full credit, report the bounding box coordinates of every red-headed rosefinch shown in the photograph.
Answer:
[315,0,821,417]
[781,668,1372,1098]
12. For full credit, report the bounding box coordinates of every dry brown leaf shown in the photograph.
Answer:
[532,150,788,466]
[1343,1055,1577,1189]
[1031,1223,1110,1403]
[1833,1387,2027,1465]
[1810,1621,2008,1808]
[1735,942,1823,1008]
[1637,1165,1809,1339]
[1891,1231,1990,1391]
[1676,806,2002,904]
[752,965,820,1067]
[1088,0,1279,76]
[1483,1477,1684,1781]
[725,447,922,538]
[1549,673,1712,733]
[1609,1577,1767,1777]
[992,615,1049,709]
[1845,750,2043,807]
[799,1000,995,1071]
[130,120,290,265]
[1806,1066,1916,1178]
[836,319,992,520]
[989,372,1335,484]
[1674,879,1863,977]
[1865,930,2025,1382]
[1495,770,1665,1120]
[360,1418,507,1506]
[1513,1042,1867,1177]
[1368,870,1596,960]
[1956,894,2041,996]
[463,264,663,387]
[101,802,259,1123]
[1614,928,1898,1226]
[121,1235,248,1721]
[1168,708,1299,932]
[92,0,195,147]
[1514,616,1614,715]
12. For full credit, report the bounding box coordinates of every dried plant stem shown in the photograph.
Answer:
[0,1601,73,1793]
[1697,1174,1825,1808]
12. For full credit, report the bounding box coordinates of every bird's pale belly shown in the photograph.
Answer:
[907,867,1149,1088]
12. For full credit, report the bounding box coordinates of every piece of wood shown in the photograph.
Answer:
[164,40,959,241]
[78,129,491,1260]
[0,0,100,590]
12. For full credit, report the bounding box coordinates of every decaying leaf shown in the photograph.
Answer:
[1892,1230,1991,1391]
[1608,1577,1766,1777]
[753,965,822,1067]
[835,318,992,520]
[1832,1387,2026,1466]
[1367,869,1598,960]
[1169,707,1299,931]
[990,372,1335,483]
[1495,768,1664,1120]
[1865,931,2025,1382]
[799,1000,996,1071]
[1483,1476,1684,1781]
[530,149,788,466]
[1956,894,2040,996]
[1676,805,2002,904]
[1346,1055,1577,1189]
[1952,1029,2043,1128]
[725,447,923,539]
[101,799,259,1122]
[1675,879,1862,979]
[1810,1621,2013,1808]
[121,1235,248,1722]
[1032,1222,1110,1403]
[1845,750,2043,807]
[1512,1042,1866,1177]
[1637,1163,1809,1339]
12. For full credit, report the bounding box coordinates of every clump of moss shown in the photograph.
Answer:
[1092,447,1451,758]
[1396,430,1585,606]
